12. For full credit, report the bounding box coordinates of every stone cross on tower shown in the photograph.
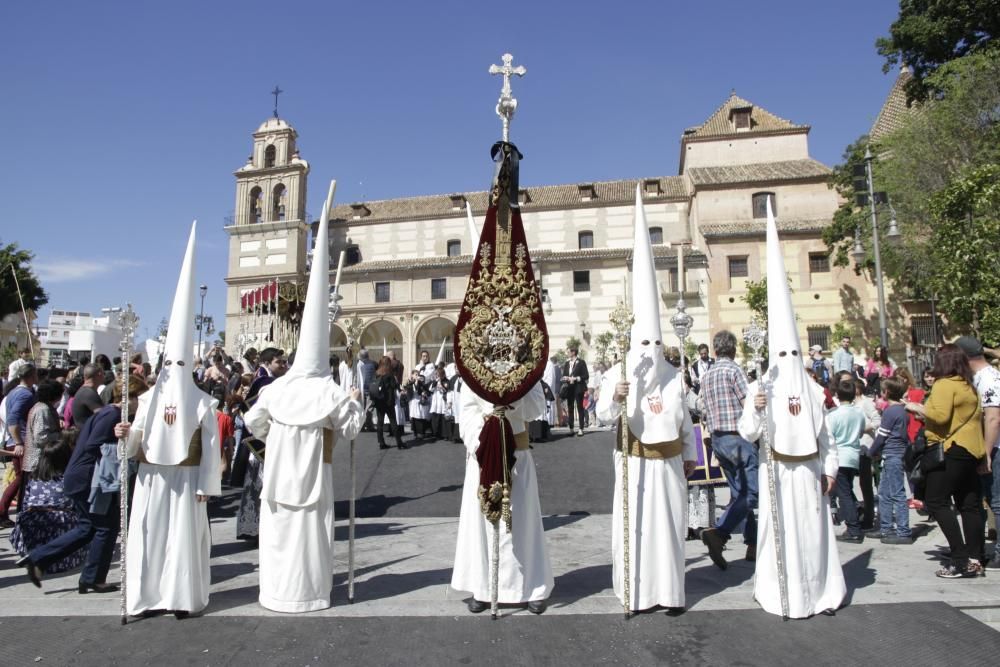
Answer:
[489,53,526,142]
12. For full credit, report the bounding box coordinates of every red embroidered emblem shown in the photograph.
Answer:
[646,394,663,414]
[788,396,801,416]
[164,405,177,426]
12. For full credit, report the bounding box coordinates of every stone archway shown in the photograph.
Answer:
[330,323,347,351]
[414,316,456,366]
[361,319,404,363]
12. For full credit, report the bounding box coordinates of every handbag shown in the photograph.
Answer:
[906,409,975,482]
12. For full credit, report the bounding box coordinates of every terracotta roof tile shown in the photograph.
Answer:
[685,93,808,139]
[699,218,829,239]
[687,159,831,186]
[870,67,919,142]
[329,176,688,225]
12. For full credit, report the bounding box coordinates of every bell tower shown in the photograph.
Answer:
[223,101,310,352]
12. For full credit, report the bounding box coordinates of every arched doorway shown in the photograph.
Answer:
[415,316,456,366]
[361,319,404,363]
[330,324,347,351]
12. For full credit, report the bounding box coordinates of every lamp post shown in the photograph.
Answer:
[198,284,208,358]
[852,147,901,353]
[670,297,694,388]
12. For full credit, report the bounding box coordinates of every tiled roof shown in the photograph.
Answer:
[870,67,918,142]
[684,93,808,139]
[699,218,830,239]
[329,176,688,225]
[687,159,831,186]
[342,246,707,274]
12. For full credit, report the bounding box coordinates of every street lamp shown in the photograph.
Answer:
[670,296,694,387]
[197,284,208,357]
[852,147,894,352]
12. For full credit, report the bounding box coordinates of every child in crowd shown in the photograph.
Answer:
[868,377,913,544]
[826,377,869,543]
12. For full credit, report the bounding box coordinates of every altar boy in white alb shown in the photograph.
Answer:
[245,190,362,613]
[596,186,696,613]
[737,199,846,619]
[125,221,222,618]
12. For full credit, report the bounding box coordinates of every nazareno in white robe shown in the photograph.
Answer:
[596,363,695,611]
[125,391,222,616]
[738,380,846,619]
[451,383,553,603]
[244,378,362,613]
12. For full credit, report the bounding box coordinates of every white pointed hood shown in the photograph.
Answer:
[465,201,479,251]
[141,221,215,464]
[764,197,822,456]
[266,181,353,426]
[625,185,680,443]
[435,338,447,366]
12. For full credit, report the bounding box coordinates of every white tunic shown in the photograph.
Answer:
[125,394,222,615]
[244,381,362,613]
[451,384,553,603]
[596,364,695,611]
[429,380,449,415]
[738,380,846,618]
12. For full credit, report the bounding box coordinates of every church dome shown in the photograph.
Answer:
[256,117,292,133]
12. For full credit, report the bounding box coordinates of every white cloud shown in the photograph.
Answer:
[35,259,144,283]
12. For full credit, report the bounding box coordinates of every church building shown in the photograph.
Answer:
[224,93,897,371]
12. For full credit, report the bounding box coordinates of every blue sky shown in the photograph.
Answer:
[1,1,902,343]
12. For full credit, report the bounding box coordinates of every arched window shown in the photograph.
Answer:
[649,226,664,245]
[578,230,594,249]
[446,239,461,257]
[272,184,286,221]
[752,192,776,219]
[264,145,276,168]
[249,186,263,224]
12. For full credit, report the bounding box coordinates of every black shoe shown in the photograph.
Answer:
[701,528,728,570]
[820,608,836,616]
[527,600,547,614]
[16,556,42,588]
[467,598,489,614]
[863,528,884,538]
[745,544,756,562]
[79,581,119,594]
[881,535,913,545]
[378,443,390,450]
[173,611,190,620]
[664,606,685,616]
[398,442,410,450]
[836,532,864,544]
[0,517,14,529]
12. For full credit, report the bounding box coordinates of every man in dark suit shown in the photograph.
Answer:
[561,345,589,437]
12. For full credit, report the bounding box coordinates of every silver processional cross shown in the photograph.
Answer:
[489,53,526,142]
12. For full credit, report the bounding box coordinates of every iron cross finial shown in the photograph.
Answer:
[488,53,526,142]
[271,85,283,119]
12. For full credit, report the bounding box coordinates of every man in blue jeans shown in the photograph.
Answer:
[697,330,758,569]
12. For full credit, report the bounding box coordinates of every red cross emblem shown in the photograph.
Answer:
[788,396,801,416]
[646,394,663,415]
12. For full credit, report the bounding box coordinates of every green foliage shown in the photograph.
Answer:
[592,331,614,366]
[826,51,1000,313]
[683,340,699,361]
[831,320,858,343]
[564,336,584,360]
[926,163,1000,341]
[0,240,48,321]
[742,278,768,325]
[876,0,1000,103]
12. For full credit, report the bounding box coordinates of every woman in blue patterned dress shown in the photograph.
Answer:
[10,431,88,573]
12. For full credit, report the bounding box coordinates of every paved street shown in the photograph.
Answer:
[2,428,1000,665]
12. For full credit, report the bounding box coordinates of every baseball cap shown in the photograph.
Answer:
[809,345,823,353]
[954,335,984,358]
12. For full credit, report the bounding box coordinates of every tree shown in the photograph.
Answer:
[742,278,768,325]
[926,163,1000,341]
[592,331,614,366]
[825,51,1000,304]
[0,240,48,322]
[877,0,1000,103]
